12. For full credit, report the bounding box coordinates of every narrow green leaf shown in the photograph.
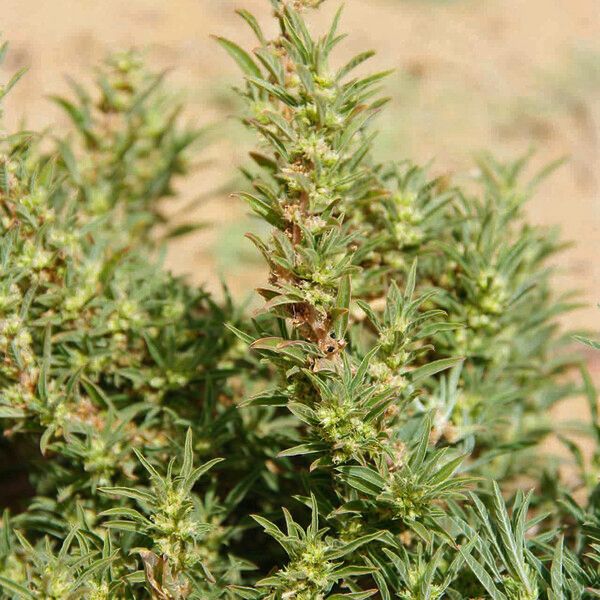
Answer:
[337,466,386,496]
[411,357,464,385]
[0,576,35,600]
[214,36,262,78]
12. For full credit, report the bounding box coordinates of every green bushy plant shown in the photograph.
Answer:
[0,1,597,598]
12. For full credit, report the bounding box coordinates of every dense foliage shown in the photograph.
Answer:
[0,1,597,598]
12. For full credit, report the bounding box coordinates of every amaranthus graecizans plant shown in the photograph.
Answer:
[0,1,598,598]
[0,45,253,598]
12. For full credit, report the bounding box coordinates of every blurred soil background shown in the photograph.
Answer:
[2,0,599,445]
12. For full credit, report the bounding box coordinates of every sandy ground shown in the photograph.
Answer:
[1,1,599,373]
